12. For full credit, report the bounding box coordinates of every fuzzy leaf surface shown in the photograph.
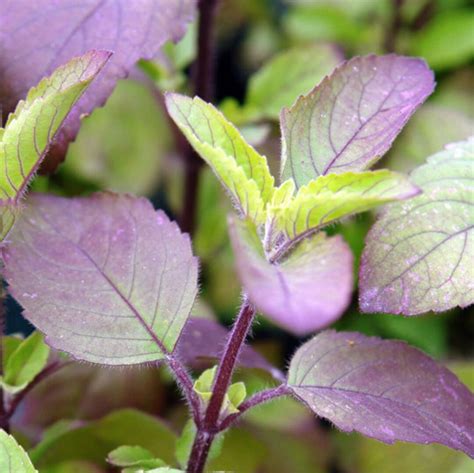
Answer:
[0,51,109,239]
[360,138,474,314]
[0,430,37,472]
[271,170,419,240]
[0,0,196,168]
[2,193,198,365]
[288,330,474,456]
[165,94,274,224]
[280,54,435,187]
[229,216,353,335]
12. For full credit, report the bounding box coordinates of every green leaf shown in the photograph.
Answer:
[0,50,110,240]
[360,138,474,314]
[107,445,165,471]
[235,44,342,123]
[1,331,49,394]
[30,409,177,469]
[165,93,274,224]
[0,430,37,472]
[193,367,246,415]
[410,9,474,70]
[270,170,418,241]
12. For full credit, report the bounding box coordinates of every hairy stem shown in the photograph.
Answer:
[219,384,291,431]
[187,298,256,472]
[180,0,219,234]
[167,356,202,426]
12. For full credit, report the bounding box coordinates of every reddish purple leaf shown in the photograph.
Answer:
[176,317,284,380]
[0,0,196,170]
[288,331,474,456]
[2,193,198,365]
[229,216,353,335]
[280,54,435,187]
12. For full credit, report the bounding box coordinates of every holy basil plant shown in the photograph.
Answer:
[0,46,473,473]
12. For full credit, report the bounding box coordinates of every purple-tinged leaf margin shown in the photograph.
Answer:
[288,330,474,456]
[280,54,435,188]
[2,192,198,365]
[229,216,353,335]
[0,0,196,170]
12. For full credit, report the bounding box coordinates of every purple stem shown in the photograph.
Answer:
[5,360,69,420]
[187,297,256,473]
[167,356,202,426]
[218,384,291,431]
[180,0,219,235]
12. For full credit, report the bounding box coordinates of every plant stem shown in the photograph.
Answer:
[218,384,291,431]
[5,360,68,420]
[187,298,256,473]
[384,0,404,52]
[167,356,202,426]
[180,0,219,235]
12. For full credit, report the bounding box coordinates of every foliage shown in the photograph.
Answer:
[0,1,472,472]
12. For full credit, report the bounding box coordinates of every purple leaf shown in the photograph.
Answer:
[228,216,353,335]
[280,54,435,187]
[0,0,196,170]
[359,138,473,315]
[288,330,474,456]
[2,193,198,365]
[176,317,284,380]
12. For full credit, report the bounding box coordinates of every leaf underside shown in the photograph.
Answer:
[2,193,198,365]
[360,138,474,314]
[288,330,474,457]
[229,216,353,335]
[280,54,435,187]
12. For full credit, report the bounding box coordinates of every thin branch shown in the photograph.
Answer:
[166,355,202,426]
[384,0,404,52]
[5,360,70,419]
[180,0,220,235]
[0,287,8,432]
[187,297,256,473]
[218,384,291,431]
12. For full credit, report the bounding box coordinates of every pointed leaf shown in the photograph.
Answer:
[165,94,274,224]
[1,0,196,168]
[360,138,474,315]
[288,330,474,456]
[0,430,37,472]
[2,331,50,394]
[280,54,435,187]
[229,216,353,335]
[0,51,110,203]
[2,193,198,365]
[271,170,419,240]
[0,51,110,240]
[241,43,343,122]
